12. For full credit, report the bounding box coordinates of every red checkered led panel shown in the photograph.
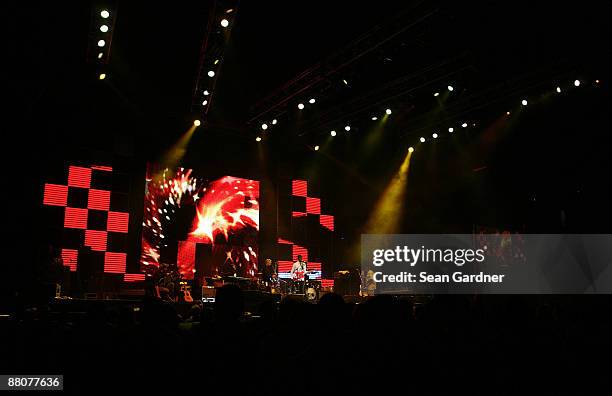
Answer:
[104,252,127,273]
[278,179,336,283]
[88,189,111,211]
[107,211,129,233]
[42,163,142,281]
[68,166,91,188]
[43,184,68,206]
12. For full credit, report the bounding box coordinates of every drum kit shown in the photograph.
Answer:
[254,270,321,302]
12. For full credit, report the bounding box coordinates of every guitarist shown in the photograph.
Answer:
[290,255,307,293]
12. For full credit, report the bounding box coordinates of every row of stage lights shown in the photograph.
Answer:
[91,8,115,80]
[192,8,235,126]
[250,78,600,150]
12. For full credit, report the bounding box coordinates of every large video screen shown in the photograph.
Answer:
[140,165,259,280]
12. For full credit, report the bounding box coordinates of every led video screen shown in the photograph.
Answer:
[140,165,259,280]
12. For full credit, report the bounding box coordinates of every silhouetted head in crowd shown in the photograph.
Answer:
[214,284,244,322]
[318,292,345,328]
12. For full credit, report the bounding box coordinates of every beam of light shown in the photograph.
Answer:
[193,119,201,126]
[156,125,198,176]
[364,149,413,234]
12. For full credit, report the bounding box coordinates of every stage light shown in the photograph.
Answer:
[202,100,208,106]
[448,127,454,133]
[574,79,580,87]
[309,98,316,104]
[100,24,109,33]
[297,103,305,110]
[330,130,337,136]
[214,59,220,65]
[97,52,103,59]
[99,73,106,80]
[220,19,229,28]
[226,9,234,14]
[595,80,600,84]
[261,123,268,130]
[556,86,562,93]
[194,120,201,127]
[256,136,262,142]
[408,147,414,153]
[447,85,454,91]
[420,137,425,143]
[314,145,320,151]
[506,111,511,115]
[208,70,215,77]
[372,116,378,121]
[521,99,528,106]
[345,125,351,131]
[385,109,392,115]
[203,90,210,95]
[97,39,106,47]
[434,92,439,97]
[272,119,277,125]
[462,123,468,128]
[343,79,348,85]
[432,133,438,138]
[101,10,110,18]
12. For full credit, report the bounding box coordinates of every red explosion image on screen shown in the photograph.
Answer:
[140,166,259,279]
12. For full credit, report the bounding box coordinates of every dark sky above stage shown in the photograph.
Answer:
[4,1,612,275]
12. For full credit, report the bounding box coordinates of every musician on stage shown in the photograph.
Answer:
[262,258,277,284]
[290,255,307,293]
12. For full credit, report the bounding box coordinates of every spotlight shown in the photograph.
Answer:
[434,92,440,97]
[462,123,468,128]
[194,120,201,127]
[330,130,337,136]
[261,123,268,130]
[506,111,511,115]
[420,137,425,143]
[432,133,438,139]
[203,90,210,96]
[97,39,106,47]
[342,79,348,85]
[521,99,528,106]
[385,109,392,115]
[220,19,229,28]
[595,80,600,84]
[574,80,580,87]
[297,103,305,110]
[208,70,215,77]
[371,116,378,121]
[99,73,106,80]
[448,127,454,133]
[314,145,320,151]
[345,125,351,131]
[256,136,262,142]
[100,25,109,33]
[556,87,561,93]
[225,9,234,14]
[272,119,277,125]
[202,100,208,106]
[214,59,220,65]
[408,147,414,153]
[97,52,103,59]
[309,98,316,104]
[447,85,454,91]
[100,10,110,18]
